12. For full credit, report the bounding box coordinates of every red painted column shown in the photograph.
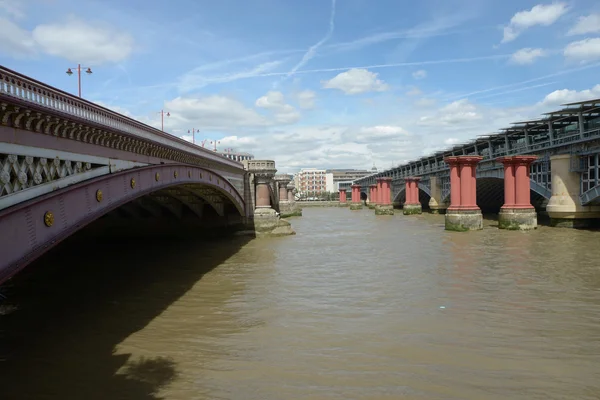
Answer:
[369,184,377,204]
[376,178,382,204]
[459,162,473,209]
[351,184,361,203]
[514,156,537,208]
[414,177,421,205]
[497,157,516,208]
[339,188,347,203]
[404,178,412,204]
[444,157,461,210]
[380,177,392,205]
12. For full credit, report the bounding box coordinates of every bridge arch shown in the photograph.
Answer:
[0,164,245,284]
[392,185,432,205]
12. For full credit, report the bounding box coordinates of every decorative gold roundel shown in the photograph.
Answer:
[96,190,103,202]
[155,172,160,181]
[43,211,54,227]
[174,170,178,178]
[130,178,136,188]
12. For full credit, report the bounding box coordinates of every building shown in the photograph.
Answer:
[325,168,376,192]
[296,168,327,197]
[216,149,254,162]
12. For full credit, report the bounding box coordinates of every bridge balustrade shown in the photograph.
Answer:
[0,67,236,166]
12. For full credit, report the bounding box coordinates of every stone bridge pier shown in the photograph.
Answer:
[350,185,363,210]
[497,156,538,230]
[374,177,393,215]
[547,154,600,228]
[276,174,302,218]
[403,177,422,215]
[245,160,295,237]
[428,176,448,214]
[444,156,484,231]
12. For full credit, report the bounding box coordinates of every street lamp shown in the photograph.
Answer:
[210,140,220,151]
[187,128,200,144]
[66,64,92,97]
[156,110,170,132]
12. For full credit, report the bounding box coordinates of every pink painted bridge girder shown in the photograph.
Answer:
[0,164,245,285]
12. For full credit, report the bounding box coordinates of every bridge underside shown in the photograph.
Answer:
[393,178,548,213]
[0,164,247,285]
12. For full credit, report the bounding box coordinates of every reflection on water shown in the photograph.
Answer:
[2,208,600,399]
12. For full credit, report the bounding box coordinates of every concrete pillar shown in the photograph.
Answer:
[339,188,348,206]
[279,182,288,202]
[375,177,394,215]
[350,184,363,210]
[497,156,537,230]
[444,156,483,231]
[428,175,447,214]
[287,185,295,202]
[547,154,600,227]
[403,177,422,215]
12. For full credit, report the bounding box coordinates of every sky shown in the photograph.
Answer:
[1,0,600,173]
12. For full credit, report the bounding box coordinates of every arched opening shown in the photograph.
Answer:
[392,188,431,211]
[360,191,368,201]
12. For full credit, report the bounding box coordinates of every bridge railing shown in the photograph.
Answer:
[0,66,241,168]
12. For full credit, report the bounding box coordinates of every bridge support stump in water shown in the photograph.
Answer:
[497,156,538,230]
[350,184,363,210]
[403,177,422,215]
[375,177,394,215]
[276,175,302,218]
[368,184,377,209]
[339,188,349,207]
[546,154,600,228]
[443,156,483,231]
[245,161,295,237]
[428,176,448,214]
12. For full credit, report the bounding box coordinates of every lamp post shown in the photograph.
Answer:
[65,64,93,97]
[210,140,220,151]
[156,110,170,132]
[187,128,200,144]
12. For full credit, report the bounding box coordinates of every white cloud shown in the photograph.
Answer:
[406,86,422,96]
[567,14,600,36]
[412,69,427,79]
[540,84,600,106]
[564,38,600,62]
[32,17,134,64]
[322,68,390,95]
[510,48,547,65]
[255,91,300,124]
[502,2,568,43]
[166,95,270,130]
[444,138,461,145]
[418,99,483,126]
[0,0,25,19]
[0,17,36,57]
[296,90,316,109]
[0,15,134,64]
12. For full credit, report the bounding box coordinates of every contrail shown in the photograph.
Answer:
[282,0,337,80]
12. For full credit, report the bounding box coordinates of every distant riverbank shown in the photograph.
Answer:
[296,201,344,207]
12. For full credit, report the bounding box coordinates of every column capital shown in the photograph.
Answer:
[254,172,275,184]
[351,184,362,189]
[512,155,538,165]
[496,156,515,164]
[379,176,392,182]
[405,176,421,182]
[369,184,377,188]
[445,155,483,166]
[338,188,346,193]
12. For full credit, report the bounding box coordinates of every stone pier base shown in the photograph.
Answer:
[403,204,422,215]
[279,202,303,218]
[393,202,402,209]
[445,209,483,231]
[349,203,363,210]
[375,204,394,215]
[339,202,349,207]
[367,203,376,209]
[252,208,296,237]
[498,208,537,230]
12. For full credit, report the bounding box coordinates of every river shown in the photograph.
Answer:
[1,207,600,399]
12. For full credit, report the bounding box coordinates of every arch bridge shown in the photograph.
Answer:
[0,66,293,285]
